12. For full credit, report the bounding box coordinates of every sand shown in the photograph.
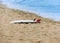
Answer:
[0,4,60,43]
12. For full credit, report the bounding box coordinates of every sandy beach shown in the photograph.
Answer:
[0,4,60,43]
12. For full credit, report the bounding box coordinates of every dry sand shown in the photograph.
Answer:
[0,4,60,43]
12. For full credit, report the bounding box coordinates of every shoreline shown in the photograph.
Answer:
[8,7,60,22]
[2,3,60,22]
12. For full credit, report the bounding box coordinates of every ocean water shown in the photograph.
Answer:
[1,0,60,21]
